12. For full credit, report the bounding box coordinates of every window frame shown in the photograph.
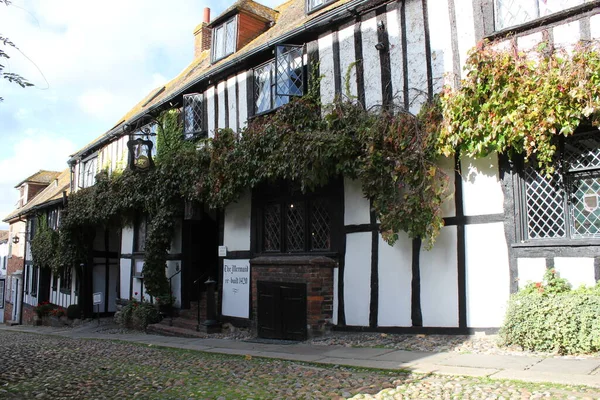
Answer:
[183,93,206,140]
[211,16,238,63]
[252,180,343,256]
[306,0,337,14]
[493,0,596,32]
[516,129,600,244]
[78,154,98,189]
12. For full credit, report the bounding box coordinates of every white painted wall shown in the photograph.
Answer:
[553,21,581,50]
[386,6,405,106]
[217,81,226,129]
[121,225,134,254]
[119,259,131,299]
[338,23,358,101]
[223,191,252,252]
[332,266,339,325]
[453,0,476,78]
[206,86,216,138]
[344,232,371,326]
[227,76,237,131]
[517,258,546,289]
[344,178,370,226]
[554,257,596,289]
[465,222,510,328]
[377,232,412,327]
[361,15,382,109]
[405,0,428,114]
[426,0,454,91]
[592,14,600,39]
[420,226,459,327]
[318,32,335,105]
[461,153,504,216]
[237,71,248,130]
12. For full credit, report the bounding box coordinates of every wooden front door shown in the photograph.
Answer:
[257,281,307,341]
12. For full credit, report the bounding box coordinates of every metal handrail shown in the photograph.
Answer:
[168,267,181,326]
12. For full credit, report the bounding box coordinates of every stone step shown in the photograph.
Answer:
[146,323,209,338]
[159,316,201,331]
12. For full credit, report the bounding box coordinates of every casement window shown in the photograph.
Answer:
[78,156,98,188]
[183,93,205,139]
[47,209,59,231]
[494,0,593,30]
[60,267,72,294]
[212,17,237,62]
[520,131,600,241]
[306,0,337,13]
[254,45,304,115]
[254,181,342,254]
[30,265,38,297]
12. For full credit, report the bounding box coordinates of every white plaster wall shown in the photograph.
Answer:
[465,222,510,328]
[134,259,144,276]
[119,259,131,299]
[553,21,580,51]
[554,257,596,289]
[237,72,248,130]
[461,153,504,216]
[420,226,459,327]
[592,14,600,39]
[405,0,428,114]
[344,232,371,326]
[517,258,546,289]
[377,232,412,327]
[166,260,182,308]
[361,15,382,110]
[332,266,339,325]
[439,156,456,218]
[318,32,335,105]
[517,32,544,52]
[217,81,226,129]
[454,0,476,78]
[386,7,404,106]
[121,225,133,254]
[206,86,216,138]
[344,177,370,226]
[227,76,237,131]
[338,23,357,101]
[223,190,251,252]
[426,0,454,90]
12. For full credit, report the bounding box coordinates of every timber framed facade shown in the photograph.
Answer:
[5,0,600,337]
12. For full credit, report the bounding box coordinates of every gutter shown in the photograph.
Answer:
[70,0,380,162]
[2,198,66,224]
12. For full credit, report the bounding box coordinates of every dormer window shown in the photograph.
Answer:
[212,17,237,62]
[306,0,337,14]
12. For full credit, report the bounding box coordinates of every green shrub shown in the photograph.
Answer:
[501,270,600,354]
[66,304,81,319]
[116,299,161,330]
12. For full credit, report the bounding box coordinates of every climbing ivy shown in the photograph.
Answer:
[438,40,600,174]
[30,213,60,273]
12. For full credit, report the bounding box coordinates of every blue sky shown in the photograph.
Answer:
[0,0,281,230]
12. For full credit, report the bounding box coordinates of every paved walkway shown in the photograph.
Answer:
[2,323,600,388]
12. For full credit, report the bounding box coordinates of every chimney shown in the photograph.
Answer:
[194,7,212,58]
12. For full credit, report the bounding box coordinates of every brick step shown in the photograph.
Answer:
[146,322,209,338]
[158,316,201,331]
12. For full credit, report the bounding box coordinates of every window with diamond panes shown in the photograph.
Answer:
[275,45,303,97]
[311,198,331,250]
[254,61,290,114]
[263,203,282,252]
[183,93,204,139]
[286,201,306,251]
[495,0,592,30]
[522,131,600,240]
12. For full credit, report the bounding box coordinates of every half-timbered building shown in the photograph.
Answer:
[9,0,599,337]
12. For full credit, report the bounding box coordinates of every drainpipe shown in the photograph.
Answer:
[18,216,28,325]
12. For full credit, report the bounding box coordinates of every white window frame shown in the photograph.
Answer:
[306,0,336,14]
[78,155,98,189]
[212,17,237,63]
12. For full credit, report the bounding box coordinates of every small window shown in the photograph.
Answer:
[521,131,600,240]
[78,156,98,189]
[495,0,591,30]
[183,93,205,139]
[307,0,336,13]
[31,266,38,297]
[253,45,304,115]
[212,17,237,62]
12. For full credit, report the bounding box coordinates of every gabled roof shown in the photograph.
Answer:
[4,169,70,223]
[69,0,361,161]
[14,170,61,188]
[209,0,279,27]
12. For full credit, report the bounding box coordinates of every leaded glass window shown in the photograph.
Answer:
[183,93,204,139]
[495,0,590,30]
[522,131,600,240]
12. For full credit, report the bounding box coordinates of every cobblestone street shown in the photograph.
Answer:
[1,331,600,399]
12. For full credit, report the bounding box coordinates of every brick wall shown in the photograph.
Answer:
[251,256,335,337]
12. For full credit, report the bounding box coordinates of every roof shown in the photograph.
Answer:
[69,0,362,161]
[14,170,61,188]
[209,0,279,27]
[0,230,8,243]
[4,169,70,222]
